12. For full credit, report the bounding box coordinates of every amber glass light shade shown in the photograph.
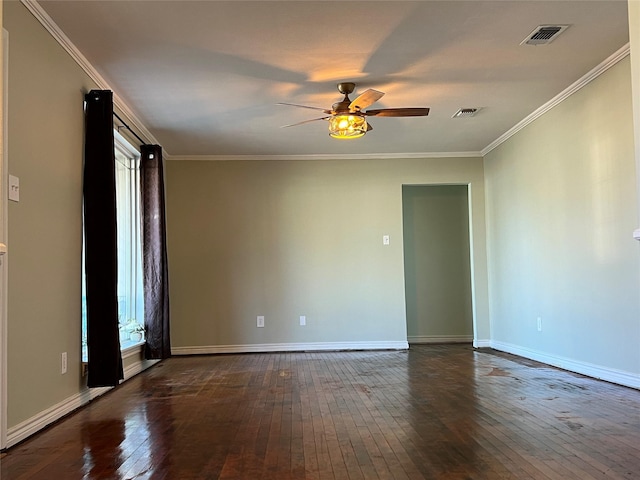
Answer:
[328,114,367,139]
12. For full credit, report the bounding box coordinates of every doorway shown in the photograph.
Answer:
[402,185,473,344]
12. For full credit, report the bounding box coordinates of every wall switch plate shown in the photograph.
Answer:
[257,316,264,328]
[9,175,19,202]
[537,317,542,332]
[300,315,306,326]
[383,235,390,245]
[61,352,67,374]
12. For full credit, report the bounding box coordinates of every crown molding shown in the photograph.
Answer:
[19,1,478,162]
[167,151,483,162]
[21,0,162,149]
[23,0,629,161]
[482,42,630,156]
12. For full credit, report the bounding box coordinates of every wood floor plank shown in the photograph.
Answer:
[2,345,640,479]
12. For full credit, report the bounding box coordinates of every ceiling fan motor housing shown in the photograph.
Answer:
[337,82,356,95]
[333,98,359,114]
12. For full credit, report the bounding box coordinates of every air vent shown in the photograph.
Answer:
[452,108,480,118]
[521,25,569,46]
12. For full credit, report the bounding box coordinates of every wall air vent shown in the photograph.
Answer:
[521,25,569,46]
[452,108,480,118]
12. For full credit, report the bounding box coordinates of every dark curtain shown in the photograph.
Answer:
[141,144,171,359]
[84,90,124,387]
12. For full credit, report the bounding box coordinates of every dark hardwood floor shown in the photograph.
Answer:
[1,345,639,479]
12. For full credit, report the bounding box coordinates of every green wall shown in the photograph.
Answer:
[484,56,640,376]
[165,157,489,351]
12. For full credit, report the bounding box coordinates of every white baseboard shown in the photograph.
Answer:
[6,356,159,448]
[490,341,640,390]
[408,335,473,344]
[474,339,491,348]
[172,340,409,355]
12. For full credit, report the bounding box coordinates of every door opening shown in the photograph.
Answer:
[402,185,473,344]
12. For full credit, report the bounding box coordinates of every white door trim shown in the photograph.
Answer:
[1,27,9,450]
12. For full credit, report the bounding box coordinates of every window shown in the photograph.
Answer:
[82,132,144,361]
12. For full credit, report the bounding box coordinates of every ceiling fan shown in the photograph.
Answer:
[279,82,430,139]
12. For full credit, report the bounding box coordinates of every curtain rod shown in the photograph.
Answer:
[113,111,147,146]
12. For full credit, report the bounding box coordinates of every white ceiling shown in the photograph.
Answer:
[37,0,629,157]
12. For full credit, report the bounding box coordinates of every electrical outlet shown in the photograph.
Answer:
[300,315,306,326]
[61,352,67,374]
[537,317,542,332]
[257,316,265,328]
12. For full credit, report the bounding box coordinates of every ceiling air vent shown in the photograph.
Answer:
[452,108,480,118]
[521,25,569,46]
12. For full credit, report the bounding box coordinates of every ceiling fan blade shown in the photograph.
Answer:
[277,102,332,114]
[349,89,384,111]
[280,117,330,128]
[364,107,430,117]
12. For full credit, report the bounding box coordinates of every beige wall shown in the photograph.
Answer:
[166,157,490,351]
[403,185,473,342]
[5,1,93,428]
[484,56,640,376]
[3,2,153,434]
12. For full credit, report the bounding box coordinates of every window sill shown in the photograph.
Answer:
[81,342,156,380]
[81,340,145,366]
[122,340,145,357]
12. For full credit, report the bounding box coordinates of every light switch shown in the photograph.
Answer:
[9,175,19,202]
[383,235,390,245]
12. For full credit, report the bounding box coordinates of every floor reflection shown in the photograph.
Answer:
[79,380,175,479]
[405,344,481,477]
[81,419,126,478]
[137,373,176,478]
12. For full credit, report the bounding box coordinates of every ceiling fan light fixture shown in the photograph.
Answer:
[328,114,367,139]
[280,83,429,137]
